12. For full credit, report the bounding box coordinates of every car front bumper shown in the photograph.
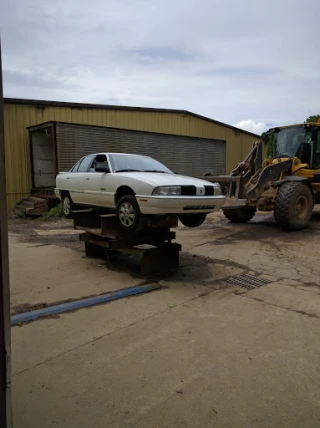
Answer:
[136,195,226,215]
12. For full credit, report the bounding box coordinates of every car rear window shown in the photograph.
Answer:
[78,155,96,172]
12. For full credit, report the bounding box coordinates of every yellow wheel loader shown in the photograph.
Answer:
[205,121,320,231]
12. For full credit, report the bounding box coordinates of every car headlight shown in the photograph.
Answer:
[214,186,222,196]
[152,186,181,196]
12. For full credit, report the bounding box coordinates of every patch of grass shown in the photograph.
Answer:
[11,206,26,219]
[40,203,63,220]
[167,302,177,308]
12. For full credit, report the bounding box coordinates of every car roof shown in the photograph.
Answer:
[94,153,151,157]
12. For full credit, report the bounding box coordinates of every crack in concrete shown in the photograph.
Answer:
[238,294,320,320]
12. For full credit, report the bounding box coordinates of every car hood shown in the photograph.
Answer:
[114,172,219,187]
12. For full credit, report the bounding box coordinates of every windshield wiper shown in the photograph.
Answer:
[142,170,167,173]
[115,169,142,173]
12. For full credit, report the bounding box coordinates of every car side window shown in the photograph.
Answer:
[89,158,96,172]
[78,155,96,172]
[90,154,110,173]
[70,159,82,172]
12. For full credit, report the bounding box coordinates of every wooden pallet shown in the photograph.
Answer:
[16,197,48,216]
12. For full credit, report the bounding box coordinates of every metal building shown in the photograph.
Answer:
[28,121,227,188]
[4,98,261,210]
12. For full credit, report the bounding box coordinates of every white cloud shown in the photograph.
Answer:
[235,120,268,135]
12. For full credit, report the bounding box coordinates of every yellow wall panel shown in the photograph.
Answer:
[3,100,259,210]
[3,108,12,194]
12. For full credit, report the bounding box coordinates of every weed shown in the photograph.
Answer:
[167,303,176,308]
[40,203,63,220]
[11,206,26,219]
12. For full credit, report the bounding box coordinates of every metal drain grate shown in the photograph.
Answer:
[225,274,271,290]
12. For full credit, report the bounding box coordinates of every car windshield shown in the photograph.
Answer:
[109,154,173,174]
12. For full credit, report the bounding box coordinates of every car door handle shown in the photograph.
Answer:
[85,177,90,180]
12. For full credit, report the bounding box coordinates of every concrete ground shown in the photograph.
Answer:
[9,210,320,428]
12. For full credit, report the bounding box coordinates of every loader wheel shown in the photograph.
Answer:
[274,182,313,231]
[222,206,256,223]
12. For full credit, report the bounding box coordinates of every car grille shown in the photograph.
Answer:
[204,186,214,196]
[183,205,215,210]
[180,186,215,196]
[181,186,196,196]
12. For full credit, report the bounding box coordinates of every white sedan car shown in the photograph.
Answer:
[55,153,225,231]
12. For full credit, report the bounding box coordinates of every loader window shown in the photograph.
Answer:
[274,126,313,167]
[316,132,320,169]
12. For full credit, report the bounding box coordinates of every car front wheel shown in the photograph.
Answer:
[179,213,207,227]
[116,195,142,232]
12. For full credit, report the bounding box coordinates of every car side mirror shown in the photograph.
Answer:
[95,165,110,173]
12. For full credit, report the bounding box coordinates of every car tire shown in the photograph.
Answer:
[62,193,74,219]
[116,195,142,232]
[179,213,207,227]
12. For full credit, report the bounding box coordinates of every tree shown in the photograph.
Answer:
[261,131,275,157]
[306,114,320,123]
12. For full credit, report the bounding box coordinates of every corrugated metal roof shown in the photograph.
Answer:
[4,97,261,138]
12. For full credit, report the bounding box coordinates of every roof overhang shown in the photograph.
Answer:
[5,97,262,139]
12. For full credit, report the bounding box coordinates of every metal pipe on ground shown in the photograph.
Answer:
[11,284,161,326]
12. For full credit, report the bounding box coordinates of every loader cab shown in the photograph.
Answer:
[272,124,320,169]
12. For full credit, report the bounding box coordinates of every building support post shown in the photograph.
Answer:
[0,38,12,428]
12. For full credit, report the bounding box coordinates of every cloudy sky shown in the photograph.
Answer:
[1,0,320,134]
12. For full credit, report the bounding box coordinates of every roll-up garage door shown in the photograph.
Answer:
[56,122,226,176]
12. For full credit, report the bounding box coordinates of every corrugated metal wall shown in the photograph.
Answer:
[55,123,226,177]
[4,101,258,210]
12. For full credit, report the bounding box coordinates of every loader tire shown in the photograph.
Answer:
[274,182,313,231]
[222,206,256,223]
